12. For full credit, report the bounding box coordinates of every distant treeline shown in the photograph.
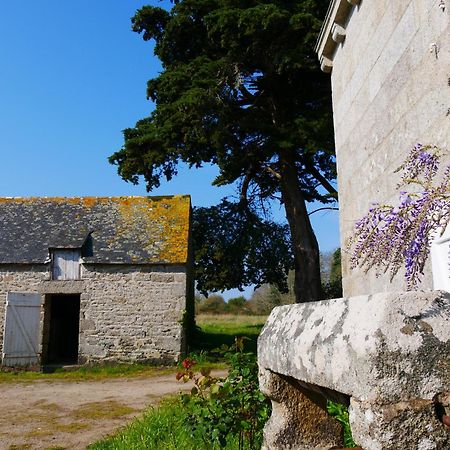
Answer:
[196,249,342,315]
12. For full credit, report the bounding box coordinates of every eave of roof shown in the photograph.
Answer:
[315,0,360,73]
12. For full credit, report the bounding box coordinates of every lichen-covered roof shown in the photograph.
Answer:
[0,196,191,265]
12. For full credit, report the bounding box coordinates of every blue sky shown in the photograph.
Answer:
[0,1,340,297]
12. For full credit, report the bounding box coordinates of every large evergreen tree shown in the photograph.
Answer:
[110,0,336,302]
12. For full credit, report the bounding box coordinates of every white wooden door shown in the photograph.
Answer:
[2,292,41,366]
[52,250,81,280]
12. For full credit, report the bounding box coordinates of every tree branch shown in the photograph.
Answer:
[308,207,339,216]
[239,83,256,102]
[265,165,282,180]
[304,163,338,200]
[240,171,252,207]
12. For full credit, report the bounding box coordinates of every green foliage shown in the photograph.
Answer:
[89,396,232,450]
[330,248,342,284]
[247,269,297,314]
[90,394,261,450]
[179,308,197,349]
[248,283,291,314]
[110,0,336,302]
[227,296,247,310]
[177,338,271,450]
[195,293,253,315]
[193,200,293,294]
[90,317,267,449]
[321,278,342,300]
[249,248,343,311]
[326,400,357,448]
[197,294,228,313]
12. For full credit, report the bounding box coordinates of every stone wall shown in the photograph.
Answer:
[79,264,188,363]
[0,263,190,364]
[320,0,450,296]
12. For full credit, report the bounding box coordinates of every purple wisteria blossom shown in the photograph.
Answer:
[399,143,440,185]
[349,144,450,289]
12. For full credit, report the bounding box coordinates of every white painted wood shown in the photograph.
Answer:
[2,292,41,366]
[431,225,450,292]
[52,249,81,280]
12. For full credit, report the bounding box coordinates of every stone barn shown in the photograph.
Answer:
[0,196,194,367]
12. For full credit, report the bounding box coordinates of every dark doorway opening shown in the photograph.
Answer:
[45,294,80,365]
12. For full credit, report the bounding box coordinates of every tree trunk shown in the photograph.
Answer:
[279,150,322,303]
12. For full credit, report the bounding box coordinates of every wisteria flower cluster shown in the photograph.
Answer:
[348,144,450,289]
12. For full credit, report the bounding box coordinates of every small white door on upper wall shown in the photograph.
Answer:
[52,249,81,280]
[430,225,450,292]
[2,292,41,366]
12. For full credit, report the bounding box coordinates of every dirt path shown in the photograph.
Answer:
[0,371,224,450]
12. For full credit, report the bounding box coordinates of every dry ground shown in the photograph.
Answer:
[0,372,210,450]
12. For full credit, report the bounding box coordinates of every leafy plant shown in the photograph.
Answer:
[177,337,271,449]
[326,400,357,448]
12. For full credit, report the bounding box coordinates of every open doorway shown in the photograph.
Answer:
[43,294,80,365]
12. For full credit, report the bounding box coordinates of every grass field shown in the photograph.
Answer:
[192,314,268,354]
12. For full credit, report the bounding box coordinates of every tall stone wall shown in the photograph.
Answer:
[326,1,450,296]
[0,264,189,364]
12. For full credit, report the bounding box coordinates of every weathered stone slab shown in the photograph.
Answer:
[259,291,449,402]
[258,291,450,449]
[350,396,448,450]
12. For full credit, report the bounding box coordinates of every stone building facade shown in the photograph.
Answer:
[257,2,450,449]
[316,0,450,296]
[0,196,194,366]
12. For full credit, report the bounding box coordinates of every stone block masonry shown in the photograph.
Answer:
[317,0,450,296]
[258,291,450,449]
[79,264,187,363]
[0,263,189,364]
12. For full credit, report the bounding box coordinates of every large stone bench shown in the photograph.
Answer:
[258,291,450,450]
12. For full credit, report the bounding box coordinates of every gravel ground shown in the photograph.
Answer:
[0,372,203,450]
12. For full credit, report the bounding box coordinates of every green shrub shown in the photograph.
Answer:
[197,294,228,314]
[326,400,357,448]
[177,337,271,449]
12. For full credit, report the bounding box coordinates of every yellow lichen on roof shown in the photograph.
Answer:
[116,195,191,264]
[155,196,191,264]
